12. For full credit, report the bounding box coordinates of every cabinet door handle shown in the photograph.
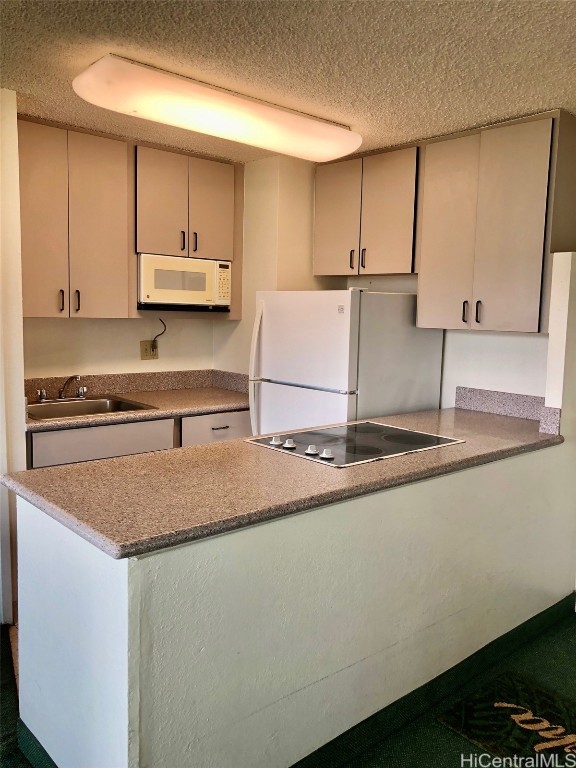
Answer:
[349,250,355,270]
[59,289,65,313]
[360,248,366,269]
[75,290,81,313]
[193,232,198,253]
[462,300,469,323]
[180,230,186,251]
[475,300,482,324]
[211,425,230,431]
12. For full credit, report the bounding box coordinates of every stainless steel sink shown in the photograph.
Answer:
[27,397,156,420]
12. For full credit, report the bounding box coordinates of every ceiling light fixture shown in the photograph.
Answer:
[72,55,362,162]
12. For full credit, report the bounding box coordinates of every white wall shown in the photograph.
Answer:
[213,156,336,374]
[440,330,549,408]
[23,316,213,377]
[18,500,131,768]
[0,89,27,623]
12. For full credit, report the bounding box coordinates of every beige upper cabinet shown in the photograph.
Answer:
[189,157,234,261]
[313,159,362,275]
[68,131,130,318]
[136,146,235,261]
[19,120,132,319]
[417,117,553,332]
[471,119,552,332]
[19,121,69,318]
[136,146,189,257]
[313,148,416,276]
[417,135,480,330]
[359,148,417,275]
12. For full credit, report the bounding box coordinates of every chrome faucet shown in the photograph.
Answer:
[58,375,81,399]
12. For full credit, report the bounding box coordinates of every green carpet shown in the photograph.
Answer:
[439,672,576,758]
[0,625,31,768]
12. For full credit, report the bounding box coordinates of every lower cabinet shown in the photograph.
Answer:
[181,410,251,447]
[29,419,175,469]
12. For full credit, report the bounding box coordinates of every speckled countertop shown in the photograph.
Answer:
[3,408,563,559]
[26,387,249,432]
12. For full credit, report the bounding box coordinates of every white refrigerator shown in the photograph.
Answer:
[249,289,444,435]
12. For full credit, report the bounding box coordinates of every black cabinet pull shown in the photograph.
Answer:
[349,250,355,270]
[361,248,366,269]
[180,230,186,251]
[59,289,65,312]
[475,300,482,323]
[75,290,81,313]
[211,425,230,431]
[462,300,469,323]
[193,232,198,252]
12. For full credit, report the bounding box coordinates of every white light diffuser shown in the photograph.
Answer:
[73,55,362,162]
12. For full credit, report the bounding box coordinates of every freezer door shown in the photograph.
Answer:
[256,290,360,392]
[252,381,356,435]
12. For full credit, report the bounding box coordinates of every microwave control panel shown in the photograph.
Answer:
[217,262,232,303]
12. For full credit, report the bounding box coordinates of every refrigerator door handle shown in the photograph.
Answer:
[249,380,260,435]
[249,300,264,381]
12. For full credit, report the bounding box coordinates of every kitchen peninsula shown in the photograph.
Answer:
[3,406,574,768]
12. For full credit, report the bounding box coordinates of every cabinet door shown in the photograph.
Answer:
[18,121,69,318]
[31,420,175,468]
[181,410,251,446]
[68,131,130,318]
[136,146,189,256]
[313,159,362,275]
[416,135,480,329]
[471,119,552,332]
[360,148,416,275]
[189,157,234,261]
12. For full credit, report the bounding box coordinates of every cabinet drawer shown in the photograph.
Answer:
[31,419,175,468]
[181,410,251,446]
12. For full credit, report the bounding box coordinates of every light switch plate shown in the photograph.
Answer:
[140,340,158,360]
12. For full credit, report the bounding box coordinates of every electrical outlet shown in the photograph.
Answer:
[140,340,158,360]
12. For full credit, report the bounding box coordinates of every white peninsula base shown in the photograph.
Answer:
[17,443,576,768]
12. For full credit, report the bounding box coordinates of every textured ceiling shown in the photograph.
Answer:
[1,0,576,163]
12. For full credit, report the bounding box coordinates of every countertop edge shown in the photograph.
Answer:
[4,432,564,560]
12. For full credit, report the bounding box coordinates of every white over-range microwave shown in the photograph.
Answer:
[138,253,231,312]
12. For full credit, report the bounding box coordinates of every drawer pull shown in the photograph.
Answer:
[475,300,482,324]
[211,425,230,431]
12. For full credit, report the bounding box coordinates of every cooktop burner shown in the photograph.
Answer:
[246,421,463,468]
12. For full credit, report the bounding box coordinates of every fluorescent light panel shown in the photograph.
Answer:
[73,55,362,162]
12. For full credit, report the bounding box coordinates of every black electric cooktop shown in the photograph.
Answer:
[246,421,463,468]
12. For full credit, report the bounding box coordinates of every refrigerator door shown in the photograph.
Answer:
[356,292,443,418]
[252,381,357,435]
[255,290,360,392]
